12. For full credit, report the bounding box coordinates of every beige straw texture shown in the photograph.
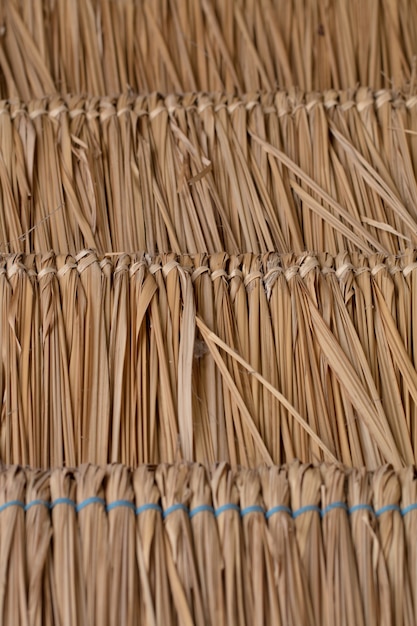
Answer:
[0,0,416,98]
[0,91,417,255]
[0,1,416,623]
[0,461,415,626]
[0,251,416,469]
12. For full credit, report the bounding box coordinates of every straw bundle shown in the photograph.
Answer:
[1,90,417,256]
[1,250,416,469]
[1,0,417,623]
[0,0,415,98]
[0,461,416,625]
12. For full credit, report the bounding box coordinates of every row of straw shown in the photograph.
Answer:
[1,250,417,469]
[0,461,416,626]
[0,0,415,98]
[0,90,417,255]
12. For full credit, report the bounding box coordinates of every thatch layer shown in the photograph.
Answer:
[1,90,417,256]
[0,0,415,97]
[0,461,415,626]
[1,251,416,469]
[1,3,416,624]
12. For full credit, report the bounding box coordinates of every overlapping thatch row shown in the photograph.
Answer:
[0,0,415,98]
[0,461,416,626]
[1,251,416,469]
[0,90,417,255]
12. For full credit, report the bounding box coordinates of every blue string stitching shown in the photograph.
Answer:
[0,500,25,513]
[76,497,106,513]
[401,503,417,517]
[375,504,401,517]
[292,505,321,519]
[321,501,349,517]
[136,503,163,515]
[241,505,265,517]
[215,503,240,517]
[163,503,189,518]
[266,505,292,519]
[0,498,412,518]
[349,504,374,515]
[189,505,215,518]
[50,497,76,509]
[106,500,136,513]
[24,499,50,511]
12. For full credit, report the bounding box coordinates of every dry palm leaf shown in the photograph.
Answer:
[0,92,415,256]
[0,0,415,97]
[0,252,416,468]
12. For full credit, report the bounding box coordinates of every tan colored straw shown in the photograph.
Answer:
[0,461,415,625]
[0,91,416,256]
[0,0,415,98]
[0,251,416,469]
[0,2,416,623]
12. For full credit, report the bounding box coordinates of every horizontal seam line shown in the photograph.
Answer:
[0,500,409,517]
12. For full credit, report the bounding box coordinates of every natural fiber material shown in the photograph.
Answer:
[1,3,417,623]
[1,90,417,255]
[1,251,417,469]
[0,461,416,626]
[0,0,415,98]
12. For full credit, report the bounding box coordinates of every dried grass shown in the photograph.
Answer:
[0,0,416,97]
[0,251,416,469]
[0,2,416,621]
[0,91,417,255]
[0,461,414,625]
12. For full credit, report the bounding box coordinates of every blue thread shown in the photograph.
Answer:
[189,505,215,518]
[25,500,50,511]
[163,503,188,518]
[293,505,321,519]
[375,504,401,517]
[76,497,106,513]
[215,503,240,517]
[51,498,76,509]
[0,499,25,513]
[266,505,292,519]
[321,501,348,517]
[2,496,416,519]
[241,505,265,517]
[106,500,135,513]
[136,503,163,515]
[349,504,374,515]
[401,503,417,517]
